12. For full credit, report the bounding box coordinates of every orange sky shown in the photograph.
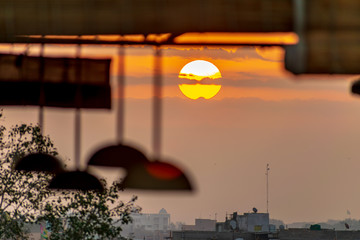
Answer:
[1,43,359,225]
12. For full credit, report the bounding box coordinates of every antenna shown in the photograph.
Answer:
[266,163,270,213]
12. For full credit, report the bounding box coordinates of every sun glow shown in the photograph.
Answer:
[174,32,299,45]
[178,60,222,100]
[179,60,222,81]
[179,84,222,100]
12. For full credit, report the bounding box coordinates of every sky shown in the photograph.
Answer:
[1,43,360,225]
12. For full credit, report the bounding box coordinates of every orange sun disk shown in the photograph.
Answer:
[178,60,222,100]
[178,84,221,100]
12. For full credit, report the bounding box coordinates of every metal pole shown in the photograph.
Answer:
[152,47,162,159]
[38,38,45,135]
[74,39,82,169]
[293,0,306,73]
[266,163,270,213]
[116,46,125,143]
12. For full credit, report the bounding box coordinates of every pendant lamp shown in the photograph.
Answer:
[87,46,149,170]
[120,160,192,190]
[87,144,148,169]
[351,79,360,95]
[48,107,104,192]
[15,153,64,174]
[49,170,104,191]
[49,40,103,192]
[121,47,193,191]
[14,41,64,174]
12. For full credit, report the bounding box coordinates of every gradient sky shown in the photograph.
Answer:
[1,43,360,225]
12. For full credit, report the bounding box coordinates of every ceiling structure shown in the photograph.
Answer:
[0,0,359,74]
[0,0,293,40]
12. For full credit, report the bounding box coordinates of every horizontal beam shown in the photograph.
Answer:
[0,0,294,41]
[1,0,359,43]
[3,36,291,46]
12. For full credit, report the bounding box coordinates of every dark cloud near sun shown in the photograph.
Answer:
[163,46,261,61]
[124,46,266,61]
[219,74,350,92]
[110,75,152,85]
[178,77,221,85]
[112,71,350,94]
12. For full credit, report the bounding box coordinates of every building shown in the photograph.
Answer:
[173,231,255,240]
[278,228,360,240]
[131,208,170,231]
[174,211,271,240]
[217,212,271,234]
[121,208,171,240]
[238,213,270,233]
[182,219,216,231]
[173,228,360,240]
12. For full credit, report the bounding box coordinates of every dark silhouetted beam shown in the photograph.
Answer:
[0,0,294,42]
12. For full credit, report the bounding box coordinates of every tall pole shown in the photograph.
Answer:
[153,47,162,159]
[266,163,270,213]
[116,46,125,144]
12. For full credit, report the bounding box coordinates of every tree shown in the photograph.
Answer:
[0,113,141,239]
[38,180,140,240]
[0,121,57,239]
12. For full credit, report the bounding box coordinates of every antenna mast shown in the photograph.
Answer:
[266,163,270,213]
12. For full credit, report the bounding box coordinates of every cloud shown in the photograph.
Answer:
[220,75,351,90]
[162,46,261,61]
[111,74,352,102]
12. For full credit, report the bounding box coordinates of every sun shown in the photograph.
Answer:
[178,60,222,100]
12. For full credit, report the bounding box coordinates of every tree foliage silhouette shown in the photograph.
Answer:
[0,113,140,239]
[0,121,56,239]
[39,180,140,240]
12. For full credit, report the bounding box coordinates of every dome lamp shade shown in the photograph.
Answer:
[120,160,193,191]
[351,79,360,95]
[87,144,149,169]
[14,153,64,174]
[48,170,104,192]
